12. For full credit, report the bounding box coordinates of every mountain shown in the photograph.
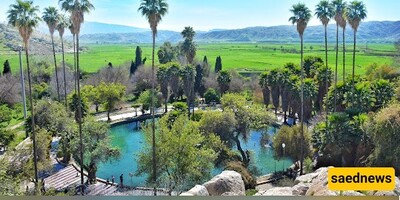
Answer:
[77,21,400,44]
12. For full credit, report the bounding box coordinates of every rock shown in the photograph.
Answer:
[203,170,245,196]
[295,172,319,183]
[184,185,209,196]
[260,187,295,196]
[374,191,397,196]
[180,192,194,196]
[394,177,400,195]
[292,182,310,196]
[342,191,365,196]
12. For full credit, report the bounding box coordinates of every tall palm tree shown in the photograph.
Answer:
[68,19,77,93]
[331,0,346,111]
[289,3,311,175]
[59,0,94,191]
[340,9,347,80]
[346,1,367,103]
[56,14,69,110]
[181,26,196,65]
[42,6,61,102]
[138,0,168,195]
[7,0,40,190]
[315,0,333,129]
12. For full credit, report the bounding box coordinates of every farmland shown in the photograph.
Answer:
[1,42,396,76]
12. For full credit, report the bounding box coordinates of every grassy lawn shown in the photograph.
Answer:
[1,43,395,77]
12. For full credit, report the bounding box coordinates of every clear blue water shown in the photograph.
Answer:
[97,122,292,187]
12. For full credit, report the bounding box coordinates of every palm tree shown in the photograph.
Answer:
[331,0,346,111]
[181,26,196,65]
[43,6,61,102]
[289,3,311,175]
[56,14,69,110]
[346,1,367,103]
[138,0,168,195]
[68,19,77,93]
[181,65,195,119]
[59,0,94,190]
[7,0,41,190]
[156,65,170,113]
[340,9,347,80]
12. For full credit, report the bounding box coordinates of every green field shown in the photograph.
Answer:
[1,43,396,77]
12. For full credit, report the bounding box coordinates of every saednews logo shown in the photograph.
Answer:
[328,167,395,191]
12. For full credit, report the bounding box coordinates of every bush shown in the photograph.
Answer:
[204,88,220,104]
[225,161,257,189]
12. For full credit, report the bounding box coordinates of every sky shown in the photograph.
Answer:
[0,0,399,31]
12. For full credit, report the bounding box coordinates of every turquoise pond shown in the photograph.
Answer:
[96,121,292,187]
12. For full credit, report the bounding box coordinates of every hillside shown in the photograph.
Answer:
[0,23,72,54]
[77,21,400,44]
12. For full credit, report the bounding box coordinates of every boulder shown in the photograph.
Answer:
[203,170,245,196]
[260,187,295,196]
[342,191,365,196]
[184,185,209,196]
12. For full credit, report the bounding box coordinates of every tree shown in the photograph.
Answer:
[71,117,120,184]
[289,2,312,175]
[7,0,41,187]
[56,14,69,110]
[60,0,95,188]
[214,56,222,73]
[268,69,281,115]
[315,66,333,112]
[0,158,21,195]
[156,65,170,113]
[131,46,143,75]
[204,88,220,104]
[158,42,177,64]
[138,0,168,193]
[68,93,88,123]
[167,62,180,102]
[0,75,21,105]
[259,72,271,109]
[181,65,195,118]
[331,0,347,110]
[347,0,367,104]
[202,56,210,77]
[97,82,126,121]
[315,0,333,117]
[137,114,219,194]
[194,64,206,97]
[217,70,231,94]
[368,103,400,175]
[43,6,61,102]
[3,60,11,76]
[136,90,161,114]
[220,93,273,166]
[180,26,196,65]
[0,129,14,151]
[273,125,311,164]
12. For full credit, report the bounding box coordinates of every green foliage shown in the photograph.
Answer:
[33,82,50,99]
[97,82,126,120]
[304,157,314,174]
[194,64,206,97]
[0,104,12,127]
[368,103,400,175]
[365,63,400,81]
[273,125,312,162]
[158,42,178,64]
[136,90,161,112]
[3,60,11,75]
[0,158,21,195]
[81,85,101,112]
[217,70,232,94]
[214,56,222,73]
[204,88,220,104]
[0,129,15,149]
[68,93,88,122]
[225,161,257,189]
[71,117,120,183]
[137,115,219,193]
[180,26,197,64]
[131,46,143,74]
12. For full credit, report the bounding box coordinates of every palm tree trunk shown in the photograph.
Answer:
[334,24,339,112]
[343,28,346,81]
[25,44,38,189]
[61,36,68,110]
[324,24,329,129]
[164,98,168,113]
[352,30,357,103]
[300,34,304,176]
[76,34,85,188]
[73,34,77,94]
[52,34,61,101]
[151,31,157,196]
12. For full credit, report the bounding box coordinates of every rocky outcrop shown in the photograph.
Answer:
[203,170,246,196]
[180,170,246,196]
[256,167,400,196]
